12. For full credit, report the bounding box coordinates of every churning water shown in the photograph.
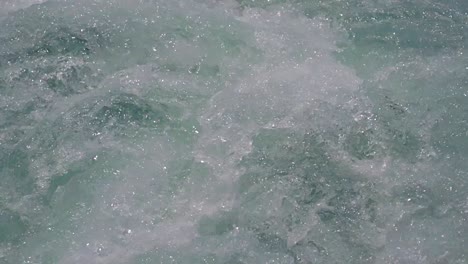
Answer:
[0,0,467,263]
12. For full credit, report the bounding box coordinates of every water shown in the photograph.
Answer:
[0,0,466,263]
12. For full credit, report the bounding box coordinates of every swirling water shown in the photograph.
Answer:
[0,0,467,263]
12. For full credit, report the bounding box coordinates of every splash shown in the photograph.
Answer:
[0,0,466,263]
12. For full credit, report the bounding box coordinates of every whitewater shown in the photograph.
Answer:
[0,0,467,263]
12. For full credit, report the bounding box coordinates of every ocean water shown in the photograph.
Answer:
[0,0,467,263]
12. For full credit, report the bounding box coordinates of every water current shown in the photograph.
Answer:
[0,0,467,263]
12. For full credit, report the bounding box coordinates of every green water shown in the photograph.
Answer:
[0,0,467,263]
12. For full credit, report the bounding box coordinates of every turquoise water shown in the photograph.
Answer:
[0,0,467,263]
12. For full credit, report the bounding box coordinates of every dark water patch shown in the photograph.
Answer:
[198,211,238,236]
[0,208,28,244]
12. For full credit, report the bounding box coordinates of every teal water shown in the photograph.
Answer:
[0,0,467,263]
